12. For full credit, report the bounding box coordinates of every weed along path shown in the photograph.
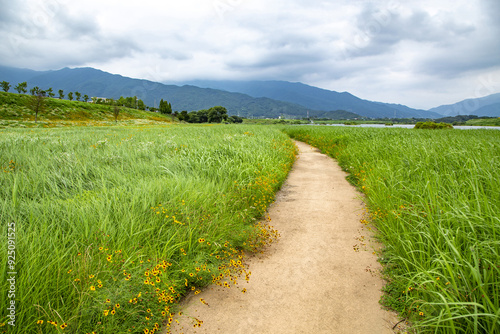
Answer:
[170,141,396,333]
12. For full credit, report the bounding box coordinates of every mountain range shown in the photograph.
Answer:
[181,80,439,119]
[1,65,499,119]
[428,93,500,117]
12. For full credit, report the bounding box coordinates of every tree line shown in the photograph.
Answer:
[1,80,88,102]
[175,106,243,123]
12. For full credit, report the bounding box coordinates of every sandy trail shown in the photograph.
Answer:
[170,141,396,333]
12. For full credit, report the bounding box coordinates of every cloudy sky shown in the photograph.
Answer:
[0,0,499,109]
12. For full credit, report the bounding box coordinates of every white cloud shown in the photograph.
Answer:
[0,0,499,109]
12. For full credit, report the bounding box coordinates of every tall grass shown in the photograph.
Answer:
[0,124,296,333]
[283,126,500,333]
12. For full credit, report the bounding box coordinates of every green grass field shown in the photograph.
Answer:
[2,95,499,334]
[283,126,500,333]
[0,124,296,333]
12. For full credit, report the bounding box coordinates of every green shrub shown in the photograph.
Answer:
[414,121,453,129]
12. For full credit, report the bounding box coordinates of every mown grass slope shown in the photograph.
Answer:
[0,91,173,127]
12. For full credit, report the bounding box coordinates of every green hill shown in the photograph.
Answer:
[0,91,174,126]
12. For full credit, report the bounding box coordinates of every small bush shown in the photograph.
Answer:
[414,121,453,129]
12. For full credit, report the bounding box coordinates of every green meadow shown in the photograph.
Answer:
[1,117,499,333]
[283,126,500,333]
[0,124,296,333]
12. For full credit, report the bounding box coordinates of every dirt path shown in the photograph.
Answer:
[170,141,397,333]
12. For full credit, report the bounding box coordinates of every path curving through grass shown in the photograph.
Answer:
[170,141,397,333]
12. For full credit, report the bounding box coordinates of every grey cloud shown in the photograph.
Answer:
[227,51,324,70]
[0,0,21,27]
[413,2,500,78]
[89,37,139,60]
[0,0,99,42]
[55,11,99,38]
[417,42,500,79]
[224,32,328,74]
[28,5,99,40]
[344,5,475,58]
[482,0,500,24]
[0,32,139,71]
[0,33,138,70]
[0,0,139,69]
[262,31,320,50]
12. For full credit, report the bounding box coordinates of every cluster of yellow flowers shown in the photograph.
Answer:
[150,200,202,226]
[35,319,68,330]
[1,160,16,173]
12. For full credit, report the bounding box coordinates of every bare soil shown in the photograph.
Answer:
[170,141,400,333]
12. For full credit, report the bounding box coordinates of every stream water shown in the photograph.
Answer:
[314,123,500,130]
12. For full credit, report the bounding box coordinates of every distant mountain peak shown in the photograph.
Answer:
[428,93,500,117]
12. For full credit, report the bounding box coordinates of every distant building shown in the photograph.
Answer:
[90,97,108,103]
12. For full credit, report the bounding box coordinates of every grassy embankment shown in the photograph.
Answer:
[0,91,173,127]
[466,118,500,126]
[0,125,296,334]
[283,126,500,333]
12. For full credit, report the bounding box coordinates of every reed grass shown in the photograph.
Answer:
[283,126,500,333]
[0,124,296,333]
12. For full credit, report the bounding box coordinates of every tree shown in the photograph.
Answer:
[159,99,172,114]
[187,111,202,123]
[75,91,81,101]
[177,110,190,122]
[113,105,120,123]
[228,115,243,123]
[27,87,46,123]
[196,109,208,123]
[46,87,55,98]
[83,94,89,102]
[68,92,73,101]
[108,99,120,123]
[58,89,64,99]
[137,99,146,110]
[159,99,165,113]
[207,106,228,123]
[1,81,10,92]
[14,82,27,94]
[30,86,40,95]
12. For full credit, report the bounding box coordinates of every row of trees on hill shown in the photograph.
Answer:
[0,80,149,109]
[1,80,87,101]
